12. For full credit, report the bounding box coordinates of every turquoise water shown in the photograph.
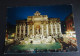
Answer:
[11,42,61,51]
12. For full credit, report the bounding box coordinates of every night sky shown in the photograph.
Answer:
[7,5,72,25]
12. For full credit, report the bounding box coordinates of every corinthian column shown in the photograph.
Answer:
[42,24,43,35]
[46,24,48,35]
[33,25,34,35]
[16,26,17,36]
[27,25,29,35]
[59,23,61,33]
[55,23,57,34]
[23,25,25,35]
[51,24,53,35]
[19,25,21,36]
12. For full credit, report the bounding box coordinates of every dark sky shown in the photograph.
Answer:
[7,5,72,25]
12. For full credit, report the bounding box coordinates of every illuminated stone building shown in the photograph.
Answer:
[16,20,27,39]
[65,14,76,45]
[66,14,74,31]
[65,14,75,37]
[16,11,62,40]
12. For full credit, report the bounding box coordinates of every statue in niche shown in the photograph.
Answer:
[36,25,40,34]
[36,28,39,34]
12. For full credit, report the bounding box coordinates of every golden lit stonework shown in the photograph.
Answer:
[16,11,62,44]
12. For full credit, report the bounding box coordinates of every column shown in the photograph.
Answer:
[46,24,48,35]
[40,25,41,34]
[51,24,53,35]
[55,23,57,34]
[19,25,21,36]
[16,26,17,40]
[42,24,43,35]
[23,25,25,35]
[59,23,61,33]
[27,25,29,35]
[16,26,17,36]
[33,25,34,35]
